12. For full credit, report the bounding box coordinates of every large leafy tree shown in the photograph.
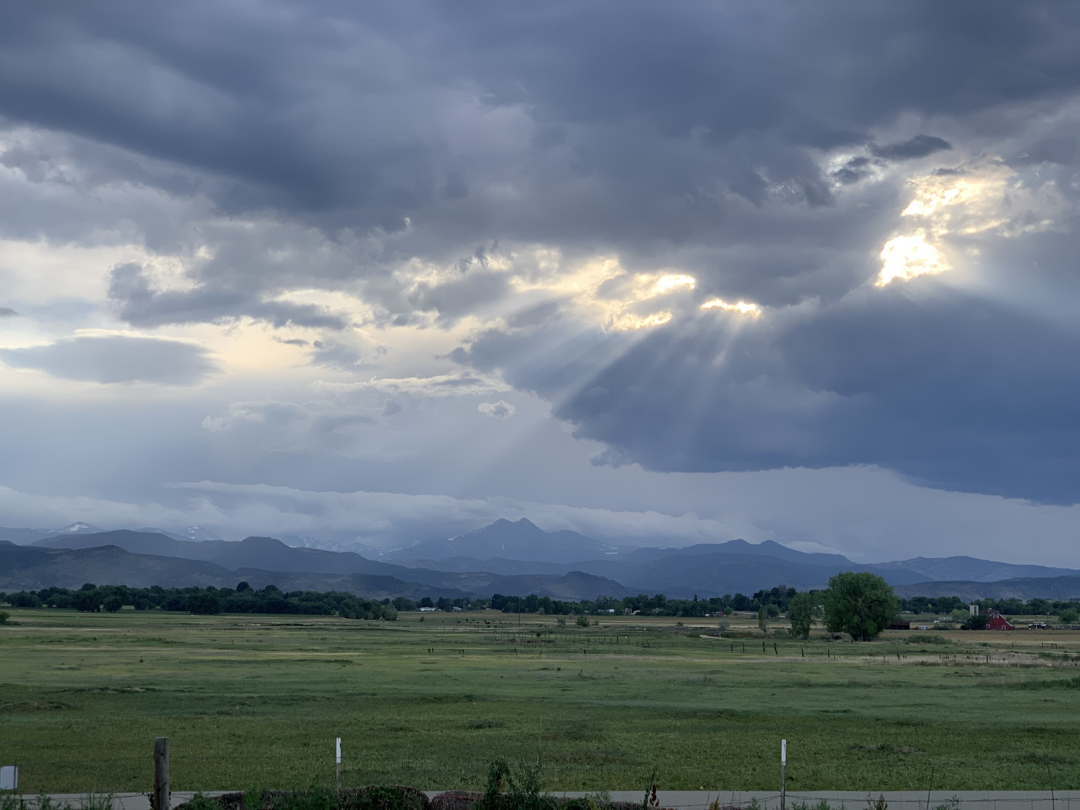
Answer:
[823,572,898,641]
[788,591,820,639]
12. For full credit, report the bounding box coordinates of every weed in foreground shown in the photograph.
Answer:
[0,796,115,810]
[475,759,554,810]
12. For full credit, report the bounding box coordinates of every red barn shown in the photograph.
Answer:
[986,610,1014,631]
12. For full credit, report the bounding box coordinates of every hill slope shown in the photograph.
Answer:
[895,576,1080,601]
[23,522,1080,600]
[389,518,619,563]
[1,540,627,600]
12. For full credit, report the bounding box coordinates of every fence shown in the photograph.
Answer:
[3,739,1077,810]
[4,791,1080,810]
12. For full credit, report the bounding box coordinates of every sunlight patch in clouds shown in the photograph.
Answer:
[512,255,698,332]
[700,298,762,316]
[877,232,948,286]
[654,274,696,294]
[877,158,1064,286]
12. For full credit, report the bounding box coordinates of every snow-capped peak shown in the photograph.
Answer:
[55,522,102,534]
[183,525,224,543]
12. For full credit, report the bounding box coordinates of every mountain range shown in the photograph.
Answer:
[2,517,1079,601]
[1,527,631,600]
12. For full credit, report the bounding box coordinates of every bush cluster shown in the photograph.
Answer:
[491,586,800,619]
[0,583,397,620]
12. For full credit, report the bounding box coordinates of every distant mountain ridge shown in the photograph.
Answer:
[0,522,104,545]
[387,518,620,563]
[0,541,466,600]
[394,532,1078,598]
[2,522,216,546]
[875,555,1079,583]
[10,531,630,600]
[895,576,1080,601]
[6,517,1080,600]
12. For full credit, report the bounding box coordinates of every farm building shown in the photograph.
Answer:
[986,610,1014,630]
[888,620,911,630]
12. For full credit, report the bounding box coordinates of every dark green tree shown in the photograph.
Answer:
[187,591,223,615]
[73,589,103,612]
[103,595,124,613]
[787,591,819,640]
[823,572,897,641]
[961,613,989,630]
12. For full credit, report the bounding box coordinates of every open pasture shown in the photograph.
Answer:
[1,609,1079,794]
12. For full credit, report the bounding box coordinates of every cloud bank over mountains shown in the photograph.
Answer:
[2,2,1080,563]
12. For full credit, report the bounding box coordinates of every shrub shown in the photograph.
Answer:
[343,787,429,810]
[575,615,590,628]
[474,759,553,810]
[0,611,10,625]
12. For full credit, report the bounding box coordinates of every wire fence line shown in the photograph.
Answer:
[4,790,1080,810]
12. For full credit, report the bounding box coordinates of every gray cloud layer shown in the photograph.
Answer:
[1,335,217,385]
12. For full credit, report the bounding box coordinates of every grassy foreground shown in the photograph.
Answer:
[1,609,1079,793]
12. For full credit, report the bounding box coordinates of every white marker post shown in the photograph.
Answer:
[335,738,342,792]
[0,765,18,791]
[780,740,787,810]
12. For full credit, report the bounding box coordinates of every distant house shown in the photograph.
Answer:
[986,610,1014,631]
[1028,621,1048,630]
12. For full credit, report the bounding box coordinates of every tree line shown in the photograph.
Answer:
[0,583,401,620]
[3,574,1077,638]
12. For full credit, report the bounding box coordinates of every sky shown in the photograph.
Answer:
[2,2,1080,565]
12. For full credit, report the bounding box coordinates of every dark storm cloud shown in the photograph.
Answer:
[453,285,1080,501]
[408,271,511,324]
[107,263,348,329]
[0,307,20,317]
[1,2,1078,251]
[0,3,1075,332]
[870,135,953,161]
[0,334,217,384]
[457,283,1080,504]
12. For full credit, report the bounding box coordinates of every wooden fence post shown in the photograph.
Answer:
[153,737,169,810]
[336,737,342,792]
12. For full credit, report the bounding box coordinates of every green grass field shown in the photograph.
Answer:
[1,609,1079,794]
